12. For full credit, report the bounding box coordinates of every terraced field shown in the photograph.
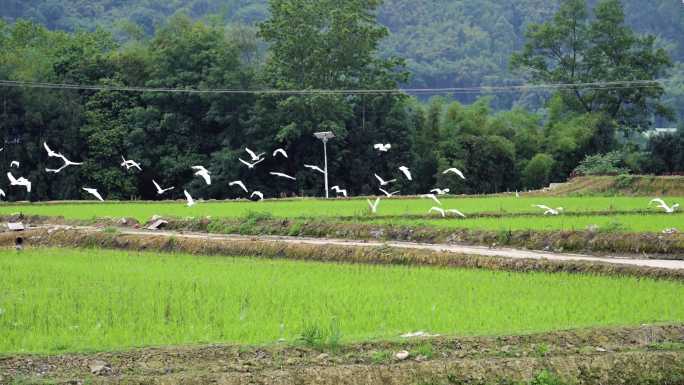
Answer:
[2,248,683,355]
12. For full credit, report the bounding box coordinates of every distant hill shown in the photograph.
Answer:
[1,0,683,110]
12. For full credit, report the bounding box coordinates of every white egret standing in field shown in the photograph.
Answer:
[152,180,175,195]
[270,171,296,181]
[374,174,396,186]
[398,166,412,181]
[229,180,248,193]
[430,188,450,195]
[533,204,563,215]
[420,193,441,206]
[82,188,104,201]
[331,185,347,197]
[245,148,265,161]
[121,156,142,171]
[251,191,264,201]
[650,198,680,213]
[192,166,212,185]
[7,172,31,193]
[239,158,264,169]
[374,143,391,152]
[184,190,196,207]
[367,197,381,214]
[379,188,400,197]
[443,168,466,180]
[273,148,288,158]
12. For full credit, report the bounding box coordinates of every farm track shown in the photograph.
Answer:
[35,225,684,270]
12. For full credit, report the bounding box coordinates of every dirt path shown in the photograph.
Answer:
[48,225,684,270]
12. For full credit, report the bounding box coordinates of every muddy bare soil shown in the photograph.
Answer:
[1,325,683,385]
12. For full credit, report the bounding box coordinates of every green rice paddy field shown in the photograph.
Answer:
[0,196,681,232]
[1,248,683,354]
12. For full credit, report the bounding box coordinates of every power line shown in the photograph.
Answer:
[0,79,674,95]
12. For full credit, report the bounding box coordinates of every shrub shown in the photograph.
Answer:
[522,153,555,189]
[573,151,630,176]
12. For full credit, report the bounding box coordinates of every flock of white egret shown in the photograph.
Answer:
[0,142,679,217]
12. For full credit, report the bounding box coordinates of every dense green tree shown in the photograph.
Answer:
[511,0,673,137]
[522,153,554,189]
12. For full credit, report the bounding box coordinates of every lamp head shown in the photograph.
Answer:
[314,131,335,141]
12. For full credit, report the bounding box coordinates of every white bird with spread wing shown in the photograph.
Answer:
[0,189,5,198]
[251,191,264,201]
[270,172,296,181]
[192,165,211,185]
[304,164,326,174]
[229,180,248,193]
[44,142,83,173]
[443,168,466,180]
[374,173,396,186]
[650,198,680,213]
[374,143,391,152]
[184,190,195,207]
[82,188,104,202]
[331,185,347,197]
[379,188,400,197]
[245,148,265,162]
[430,207,466,218]
[7,172,31,193]
[533,205,563,216]
[152,180,174,195]
[239,158,264,169]
[273,148,288,158]
[10,161,19,168]
[121,156,142,171]
[430,188,450,195]
[398,166,412,181]
[420,193,441,206]
[367,197,381,214]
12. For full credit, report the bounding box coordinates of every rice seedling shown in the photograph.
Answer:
[1,248,682,354]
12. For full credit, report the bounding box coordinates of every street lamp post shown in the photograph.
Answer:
[313,131,335,198]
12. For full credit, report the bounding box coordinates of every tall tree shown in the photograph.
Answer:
[511,0,673,137]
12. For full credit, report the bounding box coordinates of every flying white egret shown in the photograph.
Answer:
[533,205,563,215]
[7,172,31,193]
[239,158,264,169]
[270,171,296,181]
[331,185,347,197]
[82,188,104,202]
[446,209,467,218]
[152,180,175,195]
[374,143,391,152]
[430,188,450,195]
[121,156,142,171]
[398,166,412,181]
[367,197,381,214]
[184,190,195,207]
[251,191,264,201]
[10,161,19,168]
[443,168,466,180]
[0,189,5,198]
[379,188,400,197]
[43,142,83,173]
[304,164,326,174]
[374,173,396,186]
[229,180,248,193]
[192,165,212,185]
[273,148,288,158]
[420,193,441,206]
[245,148,265,161]
[650,198,680,213]
[429,207,446,217]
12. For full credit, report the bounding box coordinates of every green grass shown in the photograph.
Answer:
[1,248,683,354]
[369,213,684,232]
[0,196,678,222]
